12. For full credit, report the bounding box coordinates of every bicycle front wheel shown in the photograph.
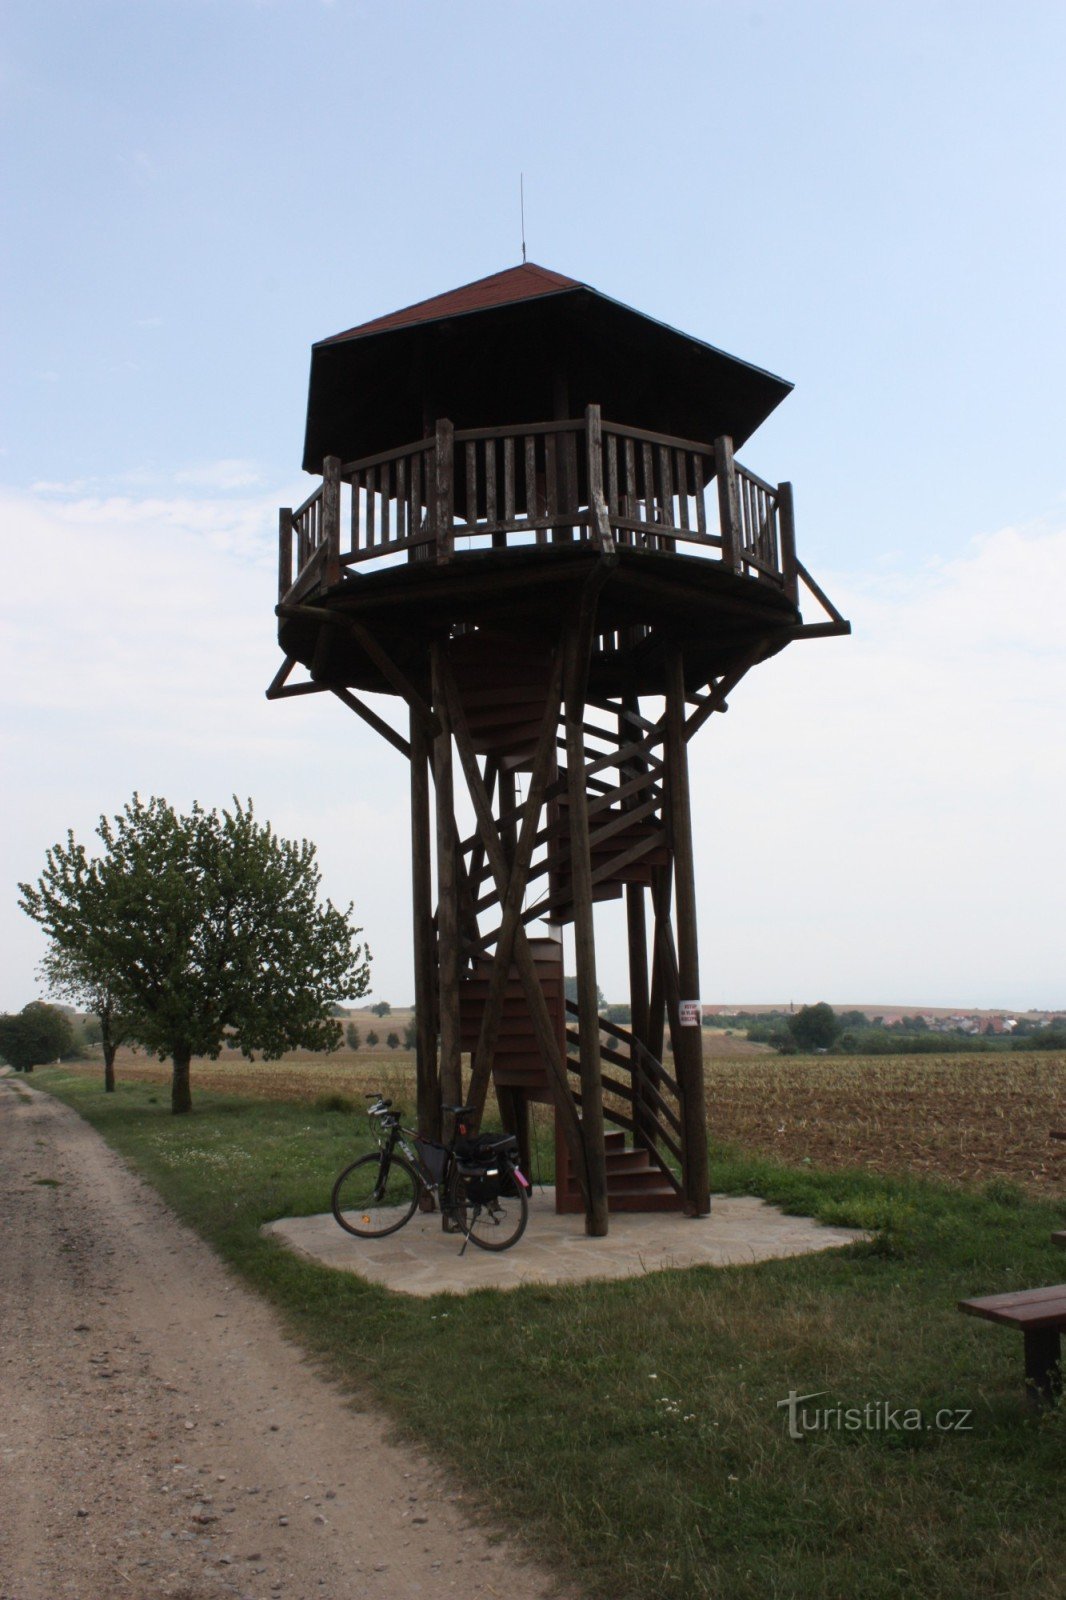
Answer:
[331,1153,421,1239]
[447,1165,529,1252]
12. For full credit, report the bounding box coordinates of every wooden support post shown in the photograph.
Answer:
[435,419,454,564]
[714,435,741,575]
[621,687,652,1130]
[565,623,610,1238]
[665,647,710,1215]
[430,644,462,1120]
[278,508,293,601]
[777,481,799,606]
[410,707,440,1141]
[322,456,342,585]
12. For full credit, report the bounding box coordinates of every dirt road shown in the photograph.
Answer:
[0,1077,563,1600]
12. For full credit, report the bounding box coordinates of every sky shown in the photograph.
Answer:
[2,0,1064,1013]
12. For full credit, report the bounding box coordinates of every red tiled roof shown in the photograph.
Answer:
[318,263,580,345]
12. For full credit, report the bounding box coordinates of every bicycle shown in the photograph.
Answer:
[330,1094,530,1253]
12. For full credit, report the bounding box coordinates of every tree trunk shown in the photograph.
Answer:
[171,1048,192,1114]
[103,1041,116,1093]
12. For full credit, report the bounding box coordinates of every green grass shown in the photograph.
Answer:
[36,1068,1066,1600]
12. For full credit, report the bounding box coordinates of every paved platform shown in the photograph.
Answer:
[263,1188,867,1297]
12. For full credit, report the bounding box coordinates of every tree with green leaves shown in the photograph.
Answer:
[0,1001,75,1072]
[787,1002,841,1052]
[370,1000,392,1018]
[19,795,371,1113]
[345,1022,361,1051]
[39,946,130,1092]
[366,1029,379,1048]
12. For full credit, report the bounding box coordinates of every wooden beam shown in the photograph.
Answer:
[665,647,710,1216]
[276,603,440,736]
[714,435,741,574]
[278,508,293,602]
[683,644,766,742]
[322,455,342,586]
[330,687,411,757]
[777,481,799,607]
[430,643,462,1121]
[410,707,440,1141]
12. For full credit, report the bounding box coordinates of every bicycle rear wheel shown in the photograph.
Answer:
[331,1153,421,1239]
[447,1164,529,1252]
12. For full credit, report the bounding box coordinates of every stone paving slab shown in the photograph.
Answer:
[263,1188,867,1297]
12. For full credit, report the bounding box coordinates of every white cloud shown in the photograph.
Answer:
[174,459,264,491]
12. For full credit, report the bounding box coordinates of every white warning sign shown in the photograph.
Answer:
[679,999,702,1027]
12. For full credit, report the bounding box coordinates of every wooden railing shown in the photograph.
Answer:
[278,405,799,605]
[564,1000,684,1197]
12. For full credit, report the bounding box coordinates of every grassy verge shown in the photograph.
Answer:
[35,1068,1066,1600]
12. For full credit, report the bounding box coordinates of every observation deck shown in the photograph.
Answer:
[273,406,847,705]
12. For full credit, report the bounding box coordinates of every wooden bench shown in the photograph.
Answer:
[959,1285,1066,1405]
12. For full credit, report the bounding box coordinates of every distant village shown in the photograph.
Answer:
[701,1005,1066,1037]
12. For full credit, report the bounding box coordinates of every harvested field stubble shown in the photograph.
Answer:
[79,1046,1066,1196]
[703,1052,1065,1196]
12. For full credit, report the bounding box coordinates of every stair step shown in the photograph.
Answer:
[562,1166,673,1193]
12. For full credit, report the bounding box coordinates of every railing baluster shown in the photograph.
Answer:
[675,449,689,531]
[501,436,514,548]
[641,442,655,548]
[693,453,706,538]
[658,445,674,527]
[365,467,376,547]
[380,459,391,546]
[395,455,406,543]
[523,435,537,541]
[606,431,619,516]
[465,440,477,530]
[485,434,497,528]
[545,433,559,541]
[566,428,580,540]
[435,418,454,563]
[409,452,421,557]
[624,438,636,545]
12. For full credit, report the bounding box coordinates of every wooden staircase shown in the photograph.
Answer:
[555,1127,683,1213]
[450,633,688,1216]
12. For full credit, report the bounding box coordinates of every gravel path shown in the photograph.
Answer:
[0,1077,564,1600]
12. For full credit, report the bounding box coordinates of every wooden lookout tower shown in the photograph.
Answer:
[269,263,849,1236]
